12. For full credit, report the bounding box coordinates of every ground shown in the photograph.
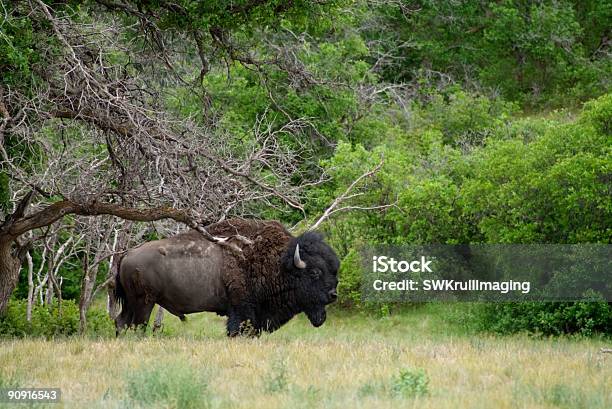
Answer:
[0,304,610,408]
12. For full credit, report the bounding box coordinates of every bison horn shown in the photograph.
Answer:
[294,244,307,269]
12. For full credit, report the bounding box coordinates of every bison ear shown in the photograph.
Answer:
[294,244,307,269]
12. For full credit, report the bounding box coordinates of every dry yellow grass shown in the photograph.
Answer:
[0,306,610,408]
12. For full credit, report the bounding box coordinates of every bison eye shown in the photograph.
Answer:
[311,269,321,279]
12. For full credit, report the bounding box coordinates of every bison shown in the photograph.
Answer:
[114,218,339,336]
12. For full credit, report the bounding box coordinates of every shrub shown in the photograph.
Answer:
[85,307,116,337]
[391,368,429,398]
[0,299,114,338]
[125,363,210,409]
[0,299,79,337]
[358,368,430,399]
[416,90,516,146]
[476,301,612,336]
[264,359,289,393]
[337,249,362,307]
[321,92,611,336]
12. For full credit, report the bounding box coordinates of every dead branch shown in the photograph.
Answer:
[308,157,396,230]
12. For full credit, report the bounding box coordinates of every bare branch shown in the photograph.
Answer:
[308,157,391,231]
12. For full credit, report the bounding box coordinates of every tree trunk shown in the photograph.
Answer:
[153,307,164,332]
[45,281,54,305]
[79,264,98,334]
[44,235,56,306]
[0,239,20,314]
[106,224,131,319]
[26,251,34,321]
[47,271,62,313]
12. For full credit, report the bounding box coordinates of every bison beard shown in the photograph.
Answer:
[114,219,340,337]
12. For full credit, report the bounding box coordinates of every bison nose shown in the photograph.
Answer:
[328,289,338,301]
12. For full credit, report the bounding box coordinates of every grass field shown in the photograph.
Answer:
[0,304,610,408]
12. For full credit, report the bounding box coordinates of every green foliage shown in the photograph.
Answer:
[85,306,116,337]
[125,363,210,409]
[324,92,610,249]
[459,94,611,244]
[358,367,430,399]
[367,0,611,106]
[336,249,362,307]
[0,299,78,337]
[581,92,612,135]
[139,0,345,34]
[0,171,9,213]
[416,89,517,146]
[321,92,611,335]
[476,301,612,336]
[391,368,429,398]
[264,359,289,393]
[0,300,114,338]
[0,7,39,86]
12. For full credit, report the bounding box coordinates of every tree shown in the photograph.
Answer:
[0,0,340,313]
[363,0,611,105]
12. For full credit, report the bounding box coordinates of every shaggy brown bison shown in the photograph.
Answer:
[114,219,339,336]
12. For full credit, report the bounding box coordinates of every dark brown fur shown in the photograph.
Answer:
[207,219,292,299]
[114,218,339,336]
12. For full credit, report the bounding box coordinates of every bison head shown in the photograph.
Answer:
[281,232,340,327]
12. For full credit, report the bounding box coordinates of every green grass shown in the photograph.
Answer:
[154,303,475,341]
[0,304,610,408]
[124,362,211,409]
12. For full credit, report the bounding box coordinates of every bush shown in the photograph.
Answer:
[391,368,429,398]
[0,299,79,337]
[125,363,210,409]
[337,249,362,307]
[85,306,116,337]
[320,92,611,335]
[0,299,114,338]
[416,90,516,146]
[359,368,430,399]
[264,359,289,393]
[476,301,612,336]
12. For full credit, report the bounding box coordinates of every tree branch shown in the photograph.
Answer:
[308,157,389,230]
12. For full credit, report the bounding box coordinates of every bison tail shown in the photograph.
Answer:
[114,268,127,307]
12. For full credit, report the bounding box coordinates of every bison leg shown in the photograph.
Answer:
[131,301,155,331]
[115,306,134,336]
[227,312,240,337]
[227,304,258,337]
